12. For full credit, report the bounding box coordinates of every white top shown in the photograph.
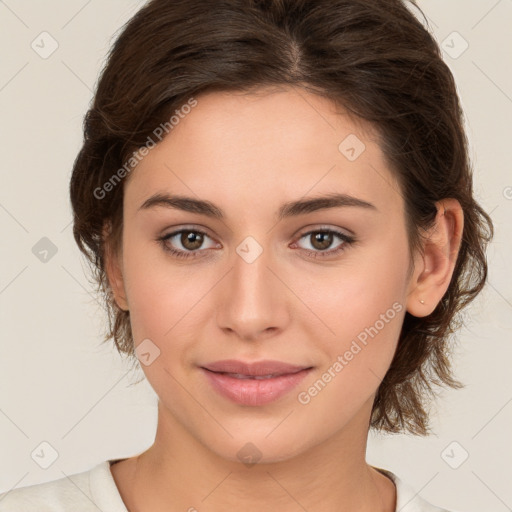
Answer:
[0,460,459,511]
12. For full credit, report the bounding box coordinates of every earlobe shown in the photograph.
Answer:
[406,198,464,317]
[102,221,129,312]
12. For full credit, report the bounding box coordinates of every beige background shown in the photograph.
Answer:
[1,1,511,510]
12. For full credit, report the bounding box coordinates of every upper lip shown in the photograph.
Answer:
[201,359,312,377]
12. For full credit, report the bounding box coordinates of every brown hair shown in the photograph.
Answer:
[69,0,494,435]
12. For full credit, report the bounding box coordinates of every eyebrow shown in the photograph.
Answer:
[138,192,377,220]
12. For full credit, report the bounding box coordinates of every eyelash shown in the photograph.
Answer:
[156,227,356,260]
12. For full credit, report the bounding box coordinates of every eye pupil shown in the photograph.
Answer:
[312,232,333,250]
[182,231,203,250]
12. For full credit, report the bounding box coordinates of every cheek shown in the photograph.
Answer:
[298,236,407,326]
[292,254,407,428]
[120,235,201,347]
[292,234,408,380]
[125,272,205,349]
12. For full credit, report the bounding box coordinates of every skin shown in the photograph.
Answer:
[105,85,464,512]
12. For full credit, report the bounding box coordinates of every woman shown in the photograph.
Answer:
[0,0,493,510]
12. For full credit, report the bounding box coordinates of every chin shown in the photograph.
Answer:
[205,432,312,468]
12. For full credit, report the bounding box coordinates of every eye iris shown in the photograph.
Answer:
[182,231,203,250]
[311,232,333,250]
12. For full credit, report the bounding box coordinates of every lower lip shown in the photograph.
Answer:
[201,368,312,406]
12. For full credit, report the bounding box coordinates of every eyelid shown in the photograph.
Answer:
[294,224,353,238]
[160,223,214,236]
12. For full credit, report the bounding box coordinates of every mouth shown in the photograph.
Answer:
[201,359,312,377]
[204,371,298,380]
[199,360,313,406]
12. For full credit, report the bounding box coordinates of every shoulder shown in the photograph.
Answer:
[374,466,464,512]
[0,466,92,512]
[0,460,127,512]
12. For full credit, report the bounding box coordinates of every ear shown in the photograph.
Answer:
[103,221,129,311]
[406,198,464,317]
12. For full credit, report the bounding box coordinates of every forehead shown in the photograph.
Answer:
[124,86,404,221]
[165,86,378,162]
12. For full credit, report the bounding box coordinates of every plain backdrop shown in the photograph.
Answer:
[0,1,511,511]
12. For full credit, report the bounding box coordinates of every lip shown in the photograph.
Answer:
[201,359,311,376]
[200,359,313,406]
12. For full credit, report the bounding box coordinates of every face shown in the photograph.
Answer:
[111,86,415,464]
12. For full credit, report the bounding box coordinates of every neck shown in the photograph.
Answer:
[121,400,395,512]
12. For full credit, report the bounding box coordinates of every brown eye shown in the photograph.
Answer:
[158,228,218,259]
[180,230,204,250]
[309,231,334,251]
[294,228,355,259]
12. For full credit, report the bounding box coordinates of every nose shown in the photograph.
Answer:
[215,239,291,342]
